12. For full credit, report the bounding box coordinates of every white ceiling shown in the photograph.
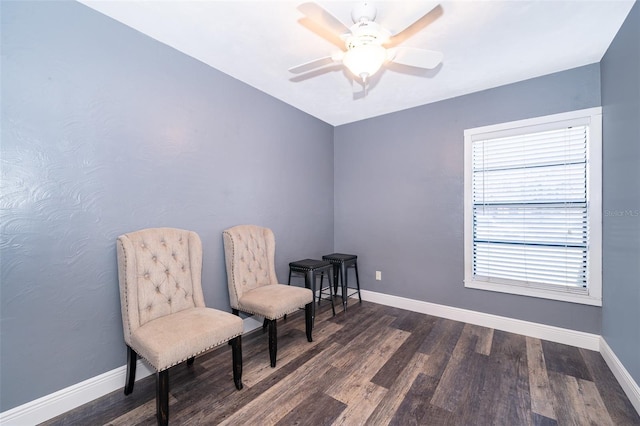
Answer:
[78,0,634,126]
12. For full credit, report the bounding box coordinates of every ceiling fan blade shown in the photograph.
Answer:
[288,56,338,74]
[388,47,443,69]
[385,4,443,48]
[298,17,347,49]
[297,2,350,37]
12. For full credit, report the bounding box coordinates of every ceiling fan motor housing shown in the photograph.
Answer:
[351,1,377,23]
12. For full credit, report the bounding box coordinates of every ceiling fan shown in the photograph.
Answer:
[289,1,444,88]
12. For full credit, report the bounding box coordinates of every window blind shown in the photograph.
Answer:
[471,126,589,291]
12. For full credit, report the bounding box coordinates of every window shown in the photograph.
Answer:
[464,107,602,306]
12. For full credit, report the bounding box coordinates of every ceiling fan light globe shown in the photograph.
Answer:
[343,44,387,81]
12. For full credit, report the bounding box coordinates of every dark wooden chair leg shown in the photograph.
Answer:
[231,335,243,390]
[156,370,169,426]
[305,302,313,342]
[263,318,269,332]
[268,319,277,368]
[187,357,195,367]
[124,346,137,395]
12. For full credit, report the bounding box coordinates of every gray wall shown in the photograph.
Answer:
[0,1,334,411]
[334,64,603,333]
[601,2,640,385]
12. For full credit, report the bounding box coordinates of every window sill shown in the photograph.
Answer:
[464,279,602,307]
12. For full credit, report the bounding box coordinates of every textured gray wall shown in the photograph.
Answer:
[334,64,603,333]
[0,1,333,411]
[601,2,640,385]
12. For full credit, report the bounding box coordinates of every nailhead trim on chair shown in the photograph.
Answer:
[148,331,243,372]
[234,305,304,321]
[119,239,134,346]
[223,230,241,311]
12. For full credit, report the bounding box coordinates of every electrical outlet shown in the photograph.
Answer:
[375,271,382,281]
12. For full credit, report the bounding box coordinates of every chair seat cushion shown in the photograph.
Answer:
[131,307,243,371]
[237,284,313,320]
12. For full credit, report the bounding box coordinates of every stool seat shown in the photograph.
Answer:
[289,259,332,271]
[288,259,335,323]
[322,252,361,312]
[322,253,357,262]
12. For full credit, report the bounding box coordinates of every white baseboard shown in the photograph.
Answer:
[360,289,601,350]
[2,294,637,424]
[599,337,640,414]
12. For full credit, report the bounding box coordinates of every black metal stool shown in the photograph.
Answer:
[322,253,361,312]
[288,259,335,326]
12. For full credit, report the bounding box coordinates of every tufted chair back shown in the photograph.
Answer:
[222,225,279,310]
[117,228,206,346]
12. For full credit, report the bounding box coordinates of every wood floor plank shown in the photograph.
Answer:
[389,372,440,426]
[531,412,558,426]
[548,371,614,426]
[326,325,409,400]
[323,317,406,424]
[364,352,431,426]
[475,330,532,426]
[103,397,159,426]
[274,391,346,426]
[389,309,437,333]
[330,380,388,426]
[419,317,465,356]
[327,315,399,371]
[369,312,436,389]
[465,323,494,356]
[526,336,557,420]
[417,317,466,381]
[542,340,592,381]
[579,378,616,425]
[430,323,489,413]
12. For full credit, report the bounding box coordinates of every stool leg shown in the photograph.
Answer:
[328,269,335,316]
[354,262,362,303]
[341,262,348,312]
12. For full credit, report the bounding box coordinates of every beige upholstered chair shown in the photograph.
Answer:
[117,228,243,426]
[223,224,313,367]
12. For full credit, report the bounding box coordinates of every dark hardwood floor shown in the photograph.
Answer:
[41,299,640,425]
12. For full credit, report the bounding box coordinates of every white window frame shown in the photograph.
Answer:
[464,107,602,306]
